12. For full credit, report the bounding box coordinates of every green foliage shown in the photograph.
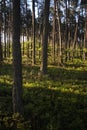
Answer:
[0,59,87,129]
[0,113,31,130]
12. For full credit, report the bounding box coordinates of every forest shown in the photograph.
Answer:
[0,0,87,130]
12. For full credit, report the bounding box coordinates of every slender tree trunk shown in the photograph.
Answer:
[12,0,23,115]
[7,0,12,58]
[81,7,85,60]
[68,23,71,60]
[7,31,9,57]
[40,0,50,74]
[8,30,11,57]
[73,23,78,48]
[56,0,62,64]
[4,30,7,58]
[0,26,3,62]
[65,0,68,62]
[32,0,35,65]
[22,32,24,56]
[53,0,56,63]
[0,11,3,62]
[3,0,7,58]
[85,7,87,57]
[73,22,78,58]
[82,22,86,60]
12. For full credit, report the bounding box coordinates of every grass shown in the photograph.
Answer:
[0,59,87,130]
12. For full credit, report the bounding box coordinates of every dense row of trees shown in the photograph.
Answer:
[0,0,86,63]
[0,0,87,115]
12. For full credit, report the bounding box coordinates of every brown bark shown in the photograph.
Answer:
[32,0,36,65]
[56,0,62,64]
[53,0,56,63]
[40,0,50,74]
[85,8,87,47]
[12,0,23,115]
[0,26,3,62]
[0,11,3,62]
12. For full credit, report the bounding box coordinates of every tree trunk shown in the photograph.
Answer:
[56,0,62,64]
[0,11,3,62]
[22,32,25,56]
[32,0,36,65]
[73,22,78,58]
[3,0,7,58]
[85,7,87,57]
[40,0,50,74]
[65,0,68,62]
[0,26,3,62]
[52,0,56,63]
[12,0,23,115]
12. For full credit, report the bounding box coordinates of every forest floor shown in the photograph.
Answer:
[0,58,87,130]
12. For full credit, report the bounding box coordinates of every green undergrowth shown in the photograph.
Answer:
[0,59,87,130]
